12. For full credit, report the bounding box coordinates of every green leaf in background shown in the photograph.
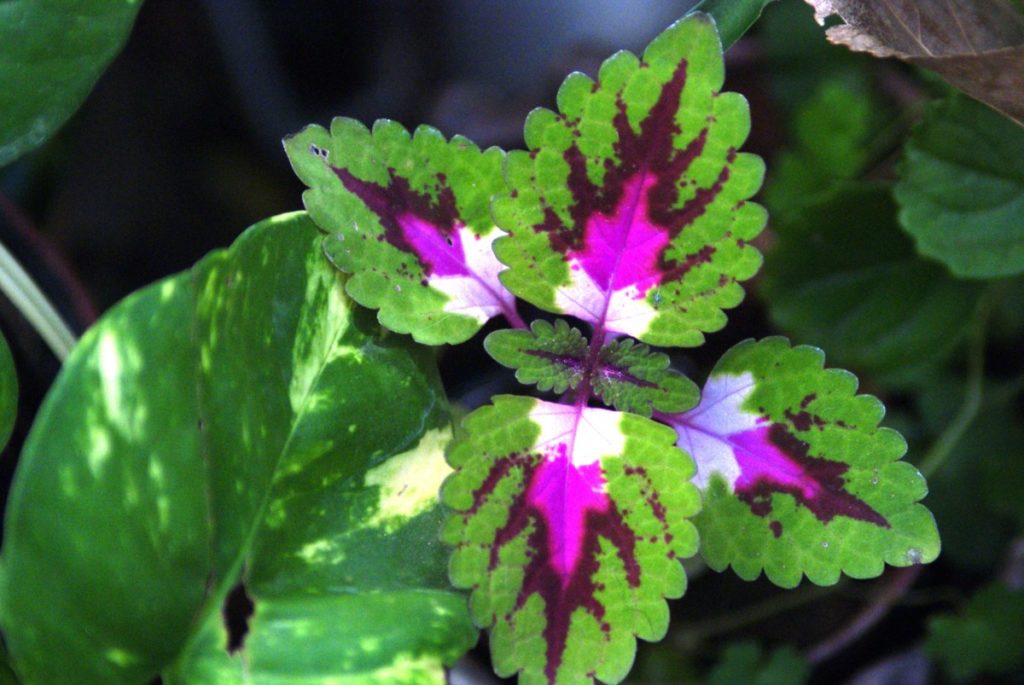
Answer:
[492,13,765,348]
[0,213,474,685]
[896,94,1024,278]
[443,396,700,684]
[284,119,519,345]
[926,583,1024,682]
[0,331,17,453]
[662,338,939,588]
[757,0,871,113]
[760,183,983,387]
[0,0,143,166]
[707,642,809,685]
[765,78,882,215]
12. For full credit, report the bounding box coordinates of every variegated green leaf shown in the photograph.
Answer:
[661,338,939,588]
[0,213,474,685]
[284,119,521,344]
[492,13,766,348]
[443,396,700,685]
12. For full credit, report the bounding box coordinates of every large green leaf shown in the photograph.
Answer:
[896,94,1024,278]
[0,213,474,684]
[0,0,143,166]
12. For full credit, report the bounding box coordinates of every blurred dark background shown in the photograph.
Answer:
[2,2,1006,684]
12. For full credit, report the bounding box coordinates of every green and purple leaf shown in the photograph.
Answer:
[492,14,766,348]
[592,337,698,416]
[443,396,700,684]
[284,119,521,344]
[661,338,939,588]
[485,322,697,415]
[485,319,589,395]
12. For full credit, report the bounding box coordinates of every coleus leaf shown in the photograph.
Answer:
[443,396,700,684]
[284,118,520,345]
[492,13,766,348]
[591,337,698,416]
[485,319,589,394]
[661,338,939,588]
[485,321,698,415]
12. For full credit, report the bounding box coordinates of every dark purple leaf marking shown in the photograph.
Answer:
[532,59,733,329]
[732,423,889,529]
[465,427,678,682]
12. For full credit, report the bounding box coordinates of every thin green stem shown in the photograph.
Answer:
[688,0,777,50]
[0,239,77,361]
[918,284,1005,479]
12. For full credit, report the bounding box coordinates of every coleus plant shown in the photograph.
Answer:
[284,13,939,685]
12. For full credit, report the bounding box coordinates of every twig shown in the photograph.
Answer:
[918,283,1005,479]
[805,565,922,665]
[673,581,841,648]
[0,195,78,361]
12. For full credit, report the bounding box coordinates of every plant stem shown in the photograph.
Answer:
[673,581,841,648]
[0,238,77,362]
[687,0,777,50]
[918,284,1004,479]
[805,565,922,664]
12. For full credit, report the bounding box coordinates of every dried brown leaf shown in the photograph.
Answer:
[804,0,1024,126]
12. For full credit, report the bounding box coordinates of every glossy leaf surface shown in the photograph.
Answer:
[0,0,142,166]
[896,95,1024,278]
[443,396,700,684]
[492,14,766,347]
[285,119,518,344]
[663,338,939,588]
[0,213,474,684]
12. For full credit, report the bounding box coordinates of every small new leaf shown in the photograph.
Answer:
[485,319,588,394]
[662,338,939,588]
[443,396,700,685]
[592,338,698,416]
[284,119,519,344]
[492,14,766,348]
